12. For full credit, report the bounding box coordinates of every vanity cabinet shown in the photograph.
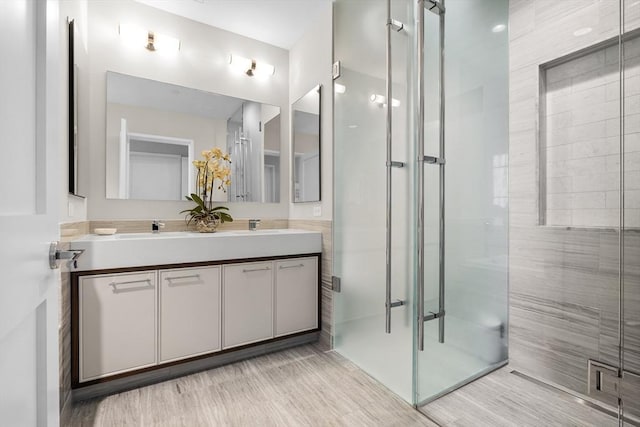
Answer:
[159,266,221,363]
[223,262,274,349]
[275,257,318,336]
[72,253,320,389]
[79,271,157,382]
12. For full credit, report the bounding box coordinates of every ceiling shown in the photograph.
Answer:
[134,0,329,49]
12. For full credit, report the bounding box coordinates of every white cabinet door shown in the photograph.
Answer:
[79,271,157,382]
[159,266,221,363]
[223,262,273,349]
[275,257,318,336]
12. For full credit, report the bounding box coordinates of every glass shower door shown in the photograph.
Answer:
[333,0,509,408]
[332,0,415,403]
[415,0,510,405]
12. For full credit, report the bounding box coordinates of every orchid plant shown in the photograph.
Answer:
[180,147,233,228]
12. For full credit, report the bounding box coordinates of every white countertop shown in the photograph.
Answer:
[69,229,322,272]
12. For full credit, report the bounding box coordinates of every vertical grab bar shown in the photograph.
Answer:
[385,0,393,334]
[436,0,446,345]
[417,0,426,350]
[385,0,405,333]
[418,0,446,351]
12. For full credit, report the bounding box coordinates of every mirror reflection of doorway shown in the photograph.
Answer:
[295,151,319,202]
[120,127,194,201]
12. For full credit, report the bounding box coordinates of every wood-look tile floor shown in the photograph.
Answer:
[419,367,619,427]
[68,345,623,427]
[67,345,436,427]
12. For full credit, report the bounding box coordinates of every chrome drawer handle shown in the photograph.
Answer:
[109,279,152,293]
[242,267,271,273]
[110,279,151,286]
[166,274,200,281]
[279,264,304,270]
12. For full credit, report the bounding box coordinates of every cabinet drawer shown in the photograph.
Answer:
[223,262,273,349]
[79,271,157,382]
[159,267,221,363]
[275,257,318,336]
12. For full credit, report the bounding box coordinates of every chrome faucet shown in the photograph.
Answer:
[152,220,165,233]
[249,219,261,231]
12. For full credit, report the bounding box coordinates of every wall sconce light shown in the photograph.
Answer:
[229,54,275,77]
[335,83,346,94]
[118,24,180,52]
[370,94,400,107]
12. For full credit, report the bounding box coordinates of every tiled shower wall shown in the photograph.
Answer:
[509,0,640,415]
[542,35,640,228]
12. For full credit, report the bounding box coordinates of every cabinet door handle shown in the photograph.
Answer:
[279,263,305,270]
[166,274,200,282]
[109,279,152,293]
[242,267,271,273]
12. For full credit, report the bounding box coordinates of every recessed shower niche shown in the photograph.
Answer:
[539,33,640,228]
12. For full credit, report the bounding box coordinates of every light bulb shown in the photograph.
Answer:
[153,33,180,52]
[492,24,506,33]
[370,94,400,107]
[118,23,147,48]
[370,94,385,104]
[229,54,252,74]
[253,61,275,77]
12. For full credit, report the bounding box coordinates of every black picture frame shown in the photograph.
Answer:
[68,18,82,197]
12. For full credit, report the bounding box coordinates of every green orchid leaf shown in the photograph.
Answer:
[218,212,233,223]
[190,193,205,207]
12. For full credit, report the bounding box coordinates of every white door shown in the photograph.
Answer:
[0,1,61,425]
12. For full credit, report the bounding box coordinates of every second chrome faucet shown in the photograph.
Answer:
[152,220,165,233]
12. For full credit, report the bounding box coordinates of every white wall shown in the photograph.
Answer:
[84,0,290,220]
[59,0,89,223]
[105,103,226,199]
[289,1,333,220]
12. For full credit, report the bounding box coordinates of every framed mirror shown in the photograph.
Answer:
[292,85,321,203]
[105,71,281,203]
[68,18,82,197]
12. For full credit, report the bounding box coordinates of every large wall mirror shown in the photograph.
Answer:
[105,72,281,203]
[292,85,321,203]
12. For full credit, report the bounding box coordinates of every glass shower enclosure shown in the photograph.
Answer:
[333,0,509,406]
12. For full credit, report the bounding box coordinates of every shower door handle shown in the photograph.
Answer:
[384,0,406,334]
[418,0,446,351]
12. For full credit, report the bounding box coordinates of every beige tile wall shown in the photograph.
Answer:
[58,221,89,419]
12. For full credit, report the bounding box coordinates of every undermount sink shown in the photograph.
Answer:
[111,229,289,238]
[113,232,199,239]
[228,229,287,235]
[70,229,322,271]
